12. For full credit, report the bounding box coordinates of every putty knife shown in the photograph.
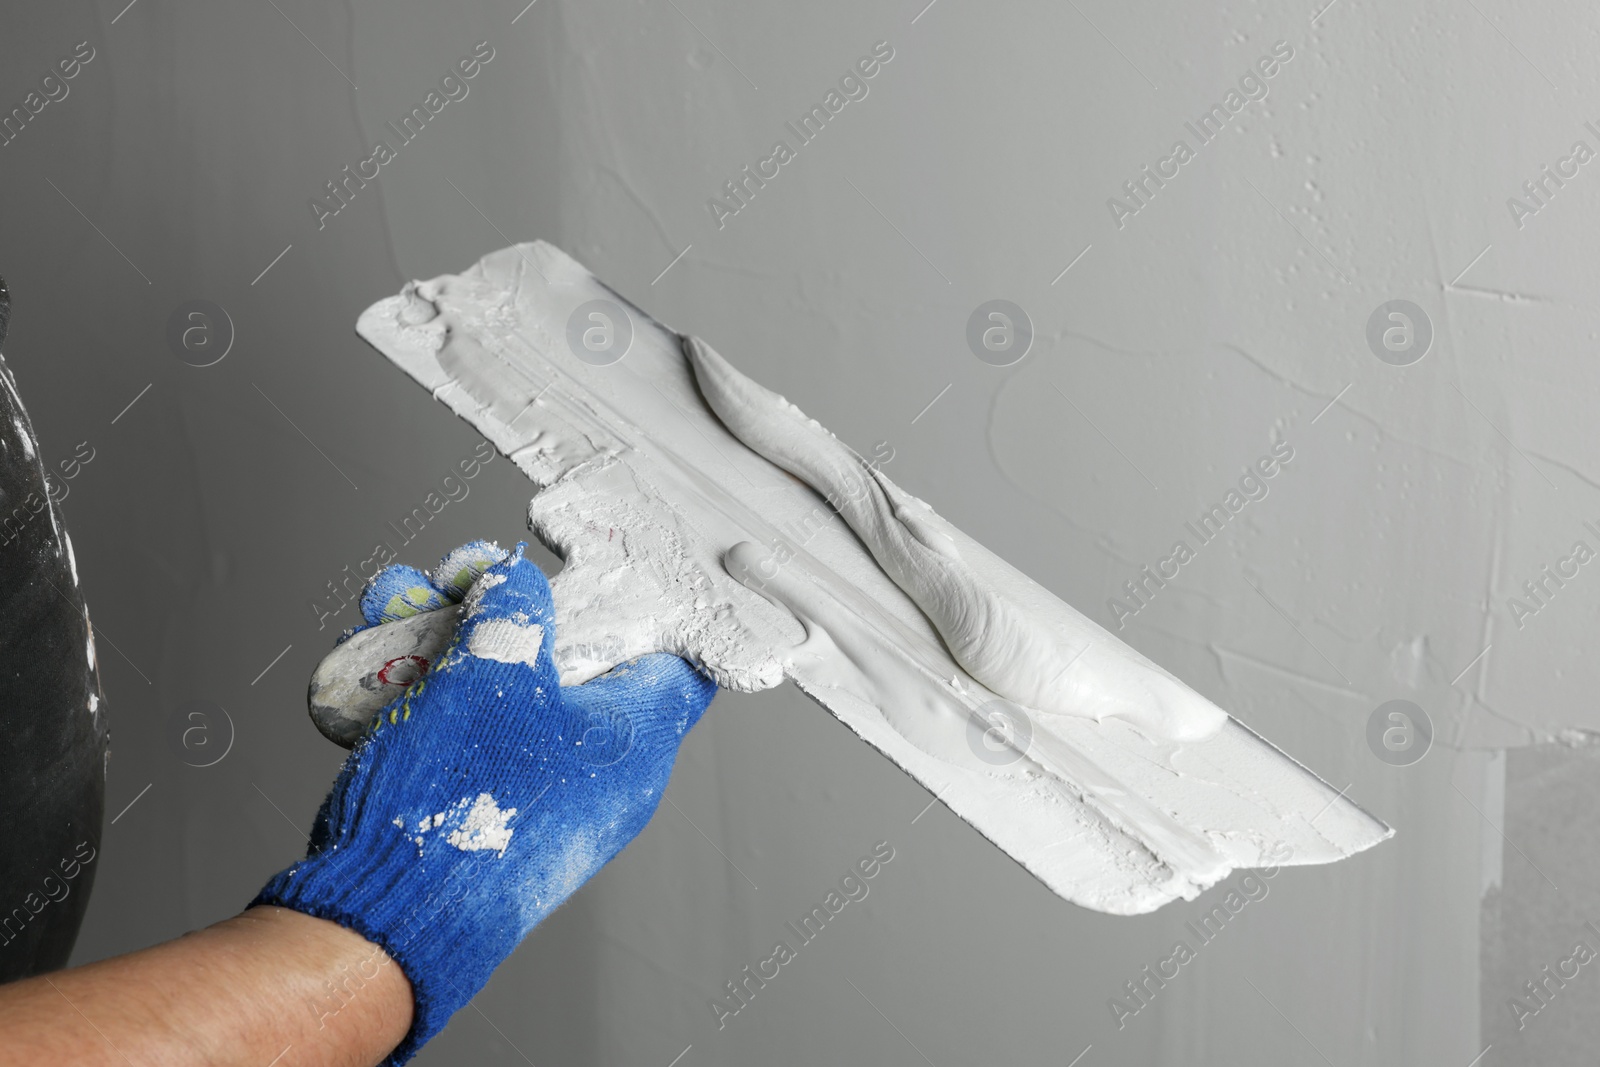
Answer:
[311,240,1390,915]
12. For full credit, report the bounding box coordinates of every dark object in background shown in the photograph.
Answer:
[0,275,108,980]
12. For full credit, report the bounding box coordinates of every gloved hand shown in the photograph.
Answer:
[255,541,716,1064]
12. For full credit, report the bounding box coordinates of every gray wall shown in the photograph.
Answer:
[1,0,1593,1063]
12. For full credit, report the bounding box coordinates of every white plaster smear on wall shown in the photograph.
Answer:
[989,335,1600,752]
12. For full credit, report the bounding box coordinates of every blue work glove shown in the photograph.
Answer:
[255,542,717,1064]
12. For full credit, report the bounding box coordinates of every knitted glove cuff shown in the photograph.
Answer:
[252,831,489,1064]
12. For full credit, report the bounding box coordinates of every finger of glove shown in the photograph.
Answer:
[348,540,507,635]
[359,564,452,626]
[430,539,509,600]
[441,543,559,681]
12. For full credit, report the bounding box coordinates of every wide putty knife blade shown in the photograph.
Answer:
[321,240,1390,915]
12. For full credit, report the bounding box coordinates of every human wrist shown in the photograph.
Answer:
[235,906,414,1051]
[253,824,504,1063]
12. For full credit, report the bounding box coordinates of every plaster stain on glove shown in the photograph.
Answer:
[467,619,546,667]
[459,570,507,614]
[444,793,517,856]
[400,793,518,857]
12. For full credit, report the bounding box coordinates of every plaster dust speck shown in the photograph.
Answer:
[339,239,1391,915]
[402,793,518,857]
[444,793,516,856]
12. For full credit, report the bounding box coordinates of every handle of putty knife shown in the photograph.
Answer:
[306,597,666,748]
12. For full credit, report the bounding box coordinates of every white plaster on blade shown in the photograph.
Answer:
[345,240,1392,914]
[724,539,1232,907]
[687,335,1227,745]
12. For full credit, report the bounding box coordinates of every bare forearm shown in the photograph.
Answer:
[0,906,412,1067]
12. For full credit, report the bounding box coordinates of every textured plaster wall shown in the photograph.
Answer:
[2,0,1594,1063]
